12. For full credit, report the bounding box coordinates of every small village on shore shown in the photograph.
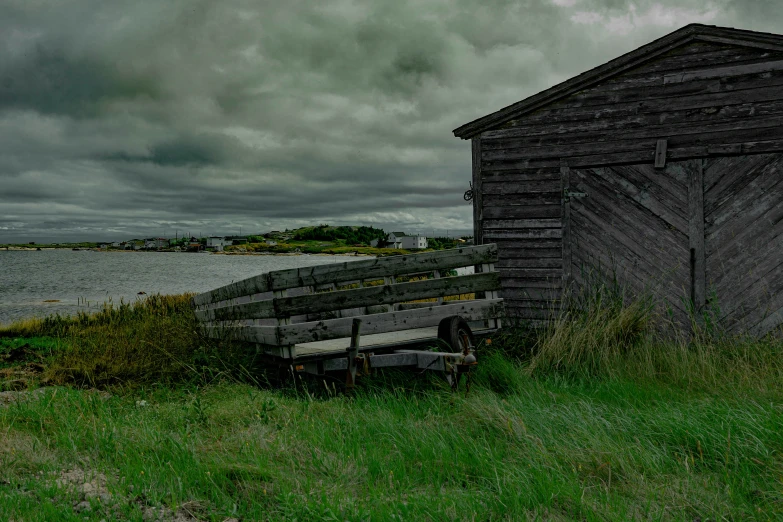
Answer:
[1,225,473,256]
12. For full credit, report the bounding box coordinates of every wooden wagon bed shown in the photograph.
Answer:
[192,245,504,384]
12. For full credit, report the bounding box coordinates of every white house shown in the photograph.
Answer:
[206,237,229,251]
[387,232,428,250]
[265,239,278,246]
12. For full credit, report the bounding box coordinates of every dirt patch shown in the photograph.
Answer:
[51,468,216,521]
[0,387,48,407]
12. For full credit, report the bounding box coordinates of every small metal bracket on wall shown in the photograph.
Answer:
[563,189,587,203]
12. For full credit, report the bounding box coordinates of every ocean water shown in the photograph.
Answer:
[0,250,357,325]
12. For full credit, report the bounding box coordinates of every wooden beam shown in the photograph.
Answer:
[196,272,501,322]
[655,139,668,168]
[193,244,499,306]
[687,159,706,313]
[237,299,506,346]
[472,137,484,245]
[560,161,572,286]
[663,59,783,84]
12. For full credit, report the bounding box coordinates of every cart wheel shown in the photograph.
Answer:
[437,316,474,353]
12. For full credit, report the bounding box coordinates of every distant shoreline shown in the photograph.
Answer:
[0,246,373,257]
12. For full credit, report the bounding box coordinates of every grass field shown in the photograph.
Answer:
[0,292,781,521]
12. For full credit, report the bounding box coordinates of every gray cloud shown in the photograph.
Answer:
[0,0,778,242]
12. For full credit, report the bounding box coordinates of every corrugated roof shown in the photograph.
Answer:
[453,24,783,139]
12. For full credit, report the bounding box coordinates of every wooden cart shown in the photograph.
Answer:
[192,244,504,388]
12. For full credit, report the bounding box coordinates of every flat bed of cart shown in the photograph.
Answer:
[192,244,504,388]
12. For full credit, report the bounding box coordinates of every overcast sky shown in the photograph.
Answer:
[0,0,779,242]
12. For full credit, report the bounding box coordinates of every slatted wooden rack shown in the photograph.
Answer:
[192,244,504,381]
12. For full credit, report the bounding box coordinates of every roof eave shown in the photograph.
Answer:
[452,24,783,140]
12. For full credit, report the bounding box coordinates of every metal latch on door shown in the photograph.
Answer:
[563,189,587,202]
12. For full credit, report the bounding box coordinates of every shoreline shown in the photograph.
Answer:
[0,247,374,256]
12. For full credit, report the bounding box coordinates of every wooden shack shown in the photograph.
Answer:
[453,24,783,335]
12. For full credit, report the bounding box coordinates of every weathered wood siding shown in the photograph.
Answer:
[703,153,783,335]
[476,41,783,322]
[567,162,694,325]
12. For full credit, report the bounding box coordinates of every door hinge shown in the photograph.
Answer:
[563,189,587,202]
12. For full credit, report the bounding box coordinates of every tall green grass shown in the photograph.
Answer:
[0,287,781,519]
[0,294,258,389]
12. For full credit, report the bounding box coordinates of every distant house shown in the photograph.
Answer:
[111,241,122,248]
[206,237,229,251]
[143,238,168,250]
[265,239,278,246]
[386,232,428,250]
[186,237,204,252]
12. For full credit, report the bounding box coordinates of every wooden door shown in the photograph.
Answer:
[564,161,697,324]
[703,153,783,335]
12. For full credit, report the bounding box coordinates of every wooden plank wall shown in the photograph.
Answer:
[477,41,783,320]
[703,153,783,335]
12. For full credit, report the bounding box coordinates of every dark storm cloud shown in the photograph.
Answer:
[0,44,160,118]
[0,0,778,242]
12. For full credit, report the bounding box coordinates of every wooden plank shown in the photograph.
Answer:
[492,239,562,251]
[472,137,483,245]
[705,173,783,254]
[482,194,561,208]
[570,214,688,299]
[570,224,690,318]
[569,181,691,293]
[499,274,564,288]
[483,229,562,240]
[482,180,561,194]
[687,159,706,312]
[719,256,783,334]
[193,245,500,306]
[748,288,783,336]
[482,218,562,229]
[275,299,504,345]
[707,212,783,296]
[561,163,572,286]
[502,302,558,320]
[198,272,501,322]
[192,273,271,307]
[704,154,781,220]
[703,153,772,197]
[655,139,668,168]
[500,287,562,302]
[482,101,783,142]
[496,257,562,269]
[716,247,783,328]
[483,115,783,157]
[269,244,498,291]
[482,123,783,166]
[571,167,689,255]
[664,59,783,84]
[481,168,561,183]
[484,83,783,136]
[554,63,783,108]
[587,164,688,233]
[611,46,781,76]
[498,247,563,259]
[695,34,783,53]
[483,205,561,219]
